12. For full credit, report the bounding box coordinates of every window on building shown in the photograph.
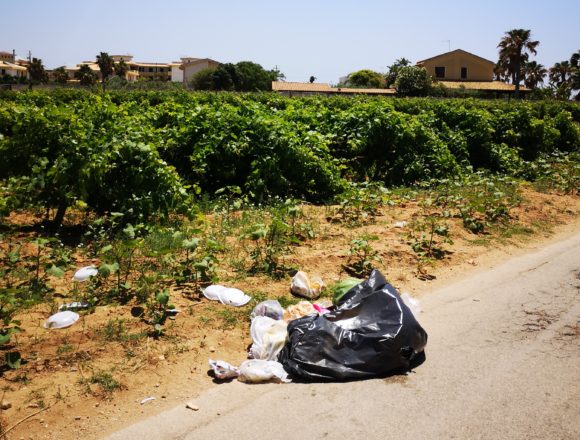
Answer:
[461,67,468,79]
[435,66,445,78]
[149,67,153,72]
[1,69,5,75]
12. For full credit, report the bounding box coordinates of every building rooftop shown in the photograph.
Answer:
[272,81,396,95]
[0,60,27,71]
[437,80,529,92]
[417,49,495,66]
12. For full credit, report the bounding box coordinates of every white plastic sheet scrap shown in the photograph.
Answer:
[72,265,98,282]
[401,292,422,315]
[203,285,251,307]
[208,359,240,380]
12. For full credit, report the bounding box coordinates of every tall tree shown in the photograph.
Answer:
[569,50,580,94]
[523,61,547,89]
[549,61,573,100]
[28,57,49,90]
[497,29,539,97]
[75,64,98,86]
[394,66,432,96]
[385,58,411,87]
[346,69,384,88]
[114,59,129,79]
[52,66,69,85]
[96,52,114,90]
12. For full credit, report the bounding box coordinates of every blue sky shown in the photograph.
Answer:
[1,0,578,83]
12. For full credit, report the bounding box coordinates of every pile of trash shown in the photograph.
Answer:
[209,269,428,383]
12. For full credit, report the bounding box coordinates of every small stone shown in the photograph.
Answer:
[185,402,199,411]
[35,365,44,372]
[27,403,39,409]
[158,355,165,361]
[70,366,78,372]
[154,383,160,387]
[75,416,82,421]
[161,395,167,399]
[94,402,100,407]
[467,259,477,266]
[39,419,44,423]
[209,347,216,353]
[0,400,11,410]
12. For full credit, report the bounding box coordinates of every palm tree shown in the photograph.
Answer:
[28,57,48,90]
[497,29,539,97]
[52,66,69,85]
[569,50,580,92]
[75,64,98,86]
[523,61,547,89]
[549,61,573,100]
[549,61,572,86]
[96,52,114,90]
[115,59,129,79]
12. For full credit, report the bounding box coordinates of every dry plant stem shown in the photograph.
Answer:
[0,401,56,438]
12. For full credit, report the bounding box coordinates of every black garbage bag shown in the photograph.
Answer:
[278,269,428,381]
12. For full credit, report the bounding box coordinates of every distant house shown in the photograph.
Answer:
[272,81,396,97]
[0,50,27,80]
[417,49,495,82]
[416,49,527,94]
[180,58,220,84]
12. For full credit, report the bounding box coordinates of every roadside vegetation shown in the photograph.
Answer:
[0,89,578,438]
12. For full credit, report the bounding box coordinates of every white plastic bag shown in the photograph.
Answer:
[238,359,291,383]
[249,316,288,361]
[250,300,284,320]
[290,271,325,299]
[208,359,240,380]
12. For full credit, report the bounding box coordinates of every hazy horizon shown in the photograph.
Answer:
[1,0,578,84]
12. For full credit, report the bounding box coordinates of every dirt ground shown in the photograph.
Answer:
[0,186,578,440]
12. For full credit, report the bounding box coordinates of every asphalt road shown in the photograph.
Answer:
[105,233,580,440]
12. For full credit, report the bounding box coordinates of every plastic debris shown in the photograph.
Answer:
[208,359,240,380]
[140,397,156,405]
[331,278,362,305]
[283,301,317,321]
[250,300,284,320]
[58,301,91,312]
[312,303,330,315]
[290,271,325,300]
[400,292,422,315]
[393,221,408,228]
[203,285,251,307]
[43,311,80,329]
[279,269,428,381]
[249,316,288,360]
[72,266,98,282]
[238,359,291,383]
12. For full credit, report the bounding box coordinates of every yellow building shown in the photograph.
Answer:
[0,50,28,79]
[417,49,495,82]
[417,49,528,94]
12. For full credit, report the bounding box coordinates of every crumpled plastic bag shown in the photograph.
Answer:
[290,271,325,299]
[283,301,317,321]
[238,359,291,383]
[279,269,428,381]
[250,300,284,320]
[208,359,240,380]
[249,316,288,360]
